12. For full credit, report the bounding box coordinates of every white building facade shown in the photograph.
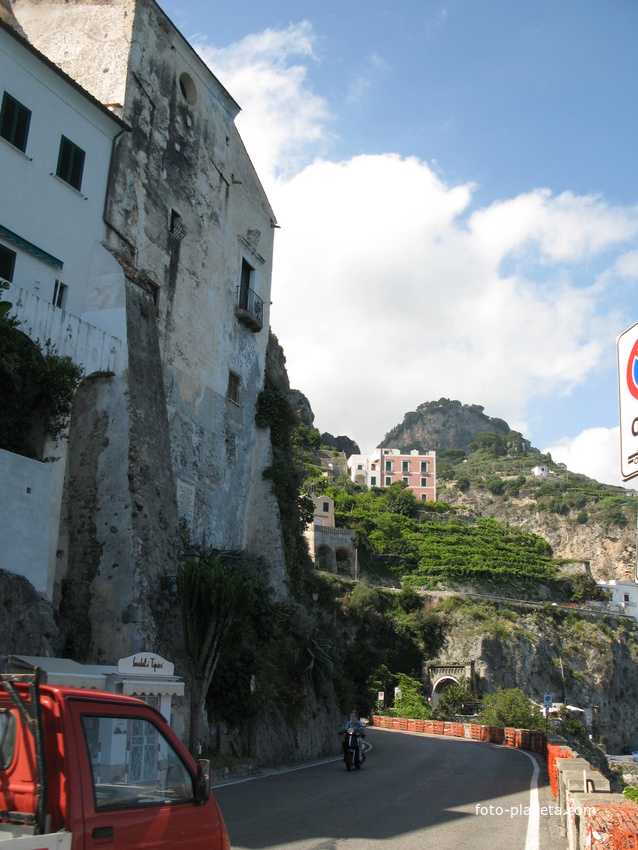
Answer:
[0,18,126,597]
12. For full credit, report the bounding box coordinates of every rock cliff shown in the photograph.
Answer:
[432,598,638,752]
[382,398,511,453]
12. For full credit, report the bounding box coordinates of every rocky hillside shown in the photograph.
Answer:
[374,397,636,582]
[440,482,636,583]
[432,596,638,753]
[381,398,511,453]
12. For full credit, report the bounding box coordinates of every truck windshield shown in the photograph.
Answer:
[81,714,194,810]
[0,709,16,770]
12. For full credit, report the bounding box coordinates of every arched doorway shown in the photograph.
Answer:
[431,675,459,709]
[316,544,333,571]
[335,548,352,574]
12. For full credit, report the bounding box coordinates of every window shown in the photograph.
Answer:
[0,92,31,152]
[624,594,630,604]
[238,258,254,308]
[53,279,68,309]
[385,460,392,472]
[169,209,185,239]
[421,478,428,487]
[0,710,16,770]
[0,244,16,282]
[385,476,391,486]
[178,72,197,105]
[370,476,376,486]
[323,502,330,513]
[56,136,85,191]
[421,494,428,502]
[421,461,429,473]
[357,464,363,470]
[402,476,409,484]
[402,461,409,472]
[227,371,240,404]
[81,714,193,810]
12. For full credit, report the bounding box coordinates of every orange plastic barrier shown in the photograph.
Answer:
[583,802,638,850]
[546,743,572,798]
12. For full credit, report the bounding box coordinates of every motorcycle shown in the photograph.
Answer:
[340,724,365,771]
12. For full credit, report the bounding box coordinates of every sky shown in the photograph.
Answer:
[159,0,638,488]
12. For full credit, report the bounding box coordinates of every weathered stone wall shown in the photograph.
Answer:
[12,0,286,661]
[11,0,132,107]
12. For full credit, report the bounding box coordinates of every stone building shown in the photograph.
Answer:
[316,449,348,481]
[10,0,286,662]
[304,495,357,576]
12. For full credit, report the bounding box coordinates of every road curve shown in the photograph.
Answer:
[213,728,565,850]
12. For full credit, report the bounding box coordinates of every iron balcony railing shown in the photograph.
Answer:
[234,286,263,332]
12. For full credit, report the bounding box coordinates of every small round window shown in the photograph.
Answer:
[179,72,197,105]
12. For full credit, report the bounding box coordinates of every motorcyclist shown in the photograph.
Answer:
[343,710,366,761]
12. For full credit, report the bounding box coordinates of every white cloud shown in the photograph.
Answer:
[198,23,638,483]
[270,154,635,454]
[545,428,633,490]
[195,22,333,180]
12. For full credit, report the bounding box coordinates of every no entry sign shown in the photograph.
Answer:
[618,321,638,482]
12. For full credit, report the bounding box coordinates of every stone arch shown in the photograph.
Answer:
[354,473,366,485]
[316,544,334,571]
[431,675,459,709]
[335,547,353,574]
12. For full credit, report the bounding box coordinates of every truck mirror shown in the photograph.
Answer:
[195,758,210,804]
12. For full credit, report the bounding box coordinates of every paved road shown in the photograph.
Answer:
[213,728,565,850]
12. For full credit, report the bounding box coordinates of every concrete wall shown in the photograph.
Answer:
[0,449,52,594]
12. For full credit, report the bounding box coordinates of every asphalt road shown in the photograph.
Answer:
[213,728,565,850]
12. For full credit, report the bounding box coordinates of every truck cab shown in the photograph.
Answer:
[0,672,230,849]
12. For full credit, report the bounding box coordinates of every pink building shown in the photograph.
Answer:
[348,448,437,502]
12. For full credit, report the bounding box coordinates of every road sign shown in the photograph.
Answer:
[543,693,552,708]
[618,322,638,481]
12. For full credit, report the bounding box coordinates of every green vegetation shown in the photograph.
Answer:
[623,786,638,802]
[479,687,545,731]
[0,309,83,458]
[311,480,559,589]
[436,677,476,717]
[255,384,315,594]
[177,547,258,750]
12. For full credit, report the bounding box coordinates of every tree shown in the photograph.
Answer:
[436,677,475,717]
[479,687,544,730]
[392,672,433,719]
[177,548,257,751]
[0,311,82,458]
[382,483,418,517]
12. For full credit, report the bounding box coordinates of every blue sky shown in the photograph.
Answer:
[160,0,638,487]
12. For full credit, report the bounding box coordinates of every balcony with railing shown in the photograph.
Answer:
[234,286,263,332]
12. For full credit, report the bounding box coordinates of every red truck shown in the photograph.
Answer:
[0,671,231,849]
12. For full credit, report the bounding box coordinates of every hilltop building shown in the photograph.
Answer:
[7,0,284,662]
[316,449,348,481]
[348,448,437,502]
